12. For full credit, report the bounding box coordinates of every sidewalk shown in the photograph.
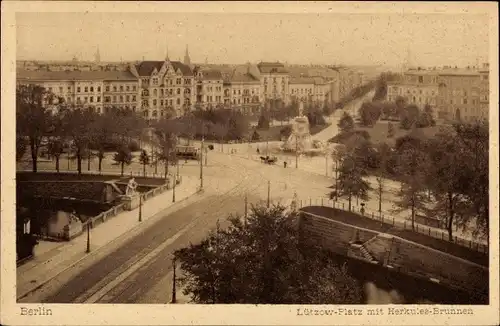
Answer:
[17,175,200,299]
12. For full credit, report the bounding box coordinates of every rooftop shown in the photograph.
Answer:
[134,60,193,77]
[17,69,138,81]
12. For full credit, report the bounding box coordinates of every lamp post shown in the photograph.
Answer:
[200,136,204,190]
[267,180,271,208]
[171,256,177,303]
[139,194,143,222]
[173,156,179,203]
[85,222,91,253]
[244,193,248,225]
[295,136,298,169]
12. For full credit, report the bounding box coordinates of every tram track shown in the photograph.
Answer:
[38,152,268,303]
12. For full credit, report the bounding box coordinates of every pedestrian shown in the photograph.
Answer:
[284,161,287,168]
[256,148,260,154]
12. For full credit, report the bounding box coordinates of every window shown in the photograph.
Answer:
[97,96,101,102]
[176,78,181,85]
[153,99,157,106]
[106,86,110,92]
[177,88,181,95]
[105,96,110,103]
[98,86,101,92]
[132,95,136,101]
[68,86,71,92]
[176,98,180,105]
[59,87,63,93]
[83,87,87,92]
[120,86,123,92]
[113,86,117,92]
[184,79,191,84]
[133,85,137,91]
[120,96,123,103]
[418,76,424,83]
[126,86,130,91]
[143,110,149,117]
[113,96,117,102]
[153,89,157,96]
[90,96,94,103]
[84,97,88,103]
[126,95,130,102]
[161,89,164,96]
[90,86,94,92]
[161,100,164,106]
[463,98,468,104]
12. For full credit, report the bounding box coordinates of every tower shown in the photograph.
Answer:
[95,46,101,63]
[165,37,170,62]
[184,45,191,66]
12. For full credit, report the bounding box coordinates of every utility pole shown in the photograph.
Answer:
[267,180,270,208]
[244,193,248,225]
[86,222,90,253]
[295,136,298,169]
[200,135,204,191]
[87,149,91,171]
[171,256,177,303]
[325,151,328,176]
[138,194,143,222]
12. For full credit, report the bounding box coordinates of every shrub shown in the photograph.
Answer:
[128,139,141,152]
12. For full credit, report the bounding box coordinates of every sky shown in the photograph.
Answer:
[16,11,490,67]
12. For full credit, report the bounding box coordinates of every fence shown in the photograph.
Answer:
[18,168,167,180]
[292,196,489,254]
[82,176,182,229]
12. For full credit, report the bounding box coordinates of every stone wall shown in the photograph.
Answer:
[299,211,488,299]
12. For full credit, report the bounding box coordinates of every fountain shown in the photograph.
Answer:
[281,101,325,154]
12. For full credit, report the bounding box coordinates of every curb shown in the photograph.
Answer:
[17,188,203,301]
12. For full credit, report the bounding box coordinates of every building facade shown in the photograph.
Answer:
[133,59,195,120]
[16,70,139,115]
[257,62,290,106]
[227,73,261,115]
[437,69,482,121]
[387,70,439,110]
[194,68,224,110]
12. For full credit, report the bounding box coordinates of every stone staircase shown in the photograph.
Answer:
[359,244,379,264]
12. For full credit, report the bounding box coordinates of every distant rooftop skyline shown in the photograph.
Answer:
[17,11,490,67]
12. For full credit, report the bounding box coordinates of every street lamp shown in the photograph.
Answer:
[138,194,143,222]
[85,222,91,253]
[200,136,204,191]
[171,256,177,304]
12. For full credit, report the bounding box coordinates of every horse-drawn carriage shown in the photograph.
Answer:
[259,155,278,165]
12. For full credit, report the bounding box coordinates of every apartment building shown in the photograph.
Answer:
[479,63,490,119]
[387,70,439,110]
[132,59,195,120]
[16,70,139,114]
[257,62,290,106]
[387,65,489,122]
[194,68,224,110]
[227,72,261,115]
[437,68,483,121]
[289,77,315,102]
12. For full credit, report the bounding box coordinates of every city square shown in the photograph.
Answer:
[1,3,498,326]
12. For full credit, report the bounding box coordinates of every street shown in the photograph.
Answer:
[19,148,334,304]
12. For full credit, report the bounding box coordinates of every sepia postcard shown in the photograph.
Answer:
[1,1,499,325]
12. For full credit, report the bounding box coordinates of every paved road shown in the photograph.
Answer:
[23,149,332,304]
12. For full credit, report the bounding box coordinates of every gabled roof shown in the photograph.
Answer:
[257,62,288,74]
[135,60,194,77]
[230,72,260,84]
[17,69,138,82]
[200,69,223,80]
[170,61,194,76]
[135,61,164,77]
[289,77,315,85]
